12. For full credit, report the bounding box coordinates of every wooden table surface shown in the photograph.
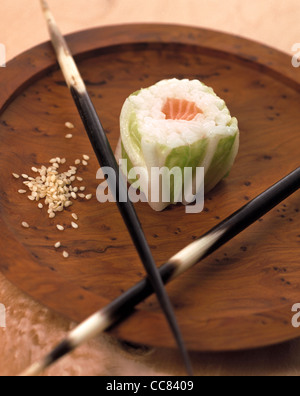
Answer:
[0,0,300,376]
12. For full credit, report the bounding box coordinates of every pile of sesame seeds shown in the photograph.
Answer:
[13,152,93,259]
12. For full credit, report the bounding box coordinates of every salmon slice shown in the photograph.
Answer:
[162,98,203,121]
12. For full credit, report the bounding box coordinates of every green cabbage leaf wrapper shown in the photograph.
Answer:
[116,86,240,212]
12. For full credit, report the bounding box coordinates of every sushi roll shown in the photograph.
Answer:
[117,78,239,211]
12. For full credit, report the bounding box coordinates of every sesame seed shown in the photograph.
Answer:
[54,242,61,249]
[71,222,79,229]
[82,160,88,166]
[62,251,69,258]
[85,194,92,200]
[16,156,91,229]
[65,134,73,139]
[83,155,90,161]
[22,222,30,228]
[65,122,75,129]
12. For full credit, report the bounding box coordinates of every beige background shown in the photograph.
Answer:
[2,0,300,61]
[0,0,300,376]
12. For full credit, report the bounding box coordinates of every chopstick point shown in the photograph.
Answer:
[20,168,300,376]
[39,0,193,375]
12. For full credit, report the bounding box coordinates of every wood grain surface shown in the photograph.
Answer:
[0,0,300,377]
[0,24,299,362]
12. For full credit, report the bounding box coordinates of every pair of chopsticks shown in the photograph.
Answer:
[20,0,299,377]
[20,167,300,376]
[39,0,192,375]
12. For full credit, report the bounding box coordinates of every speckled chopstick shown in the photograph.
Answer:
[20,167,300,376]
[39,0,193,375]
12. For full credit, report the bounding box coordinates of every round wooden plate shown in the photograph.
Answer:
[0,24,299,352]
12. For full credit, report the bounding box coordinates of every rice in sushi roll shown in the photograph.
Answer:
[117,78,239,211]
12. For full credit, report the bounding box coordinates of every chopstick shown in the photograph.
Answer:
[39,0,192,375]
[20,167,300,376]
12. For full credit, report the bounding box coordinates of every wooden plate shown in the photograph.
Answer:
[0,24,299,352]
